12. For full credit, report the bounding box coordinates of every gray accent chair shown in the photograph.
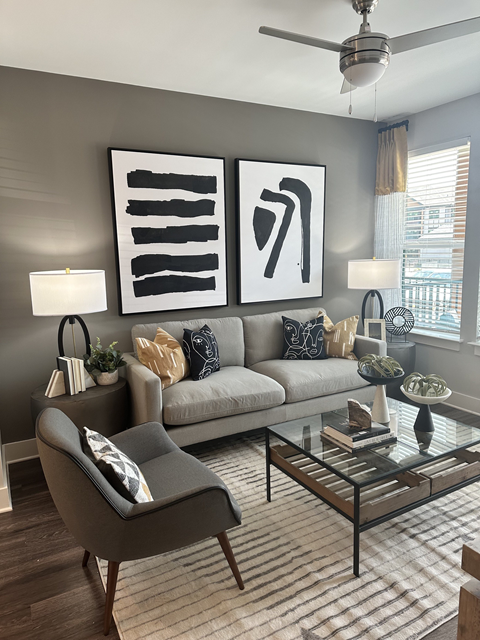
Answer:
[36,407,244,636]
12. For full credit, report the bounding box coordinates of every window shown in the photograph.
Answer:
[402,141,470,337]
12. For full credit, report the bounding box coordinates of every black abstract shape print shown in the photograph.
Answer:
[251,178,312,283]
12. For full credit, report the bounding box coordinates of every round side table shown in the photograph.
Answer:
[386,340,416,400]
[31,378,129,438]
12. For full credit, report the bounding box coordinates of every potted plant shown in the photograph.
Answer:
[84,338,126,386]
[400,372,451,433]
[357,354,404,424]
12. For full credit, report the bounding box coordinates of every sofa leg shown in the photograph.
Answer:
[216,531,244,590]
[82,550,90,567]
[104,561,120,635]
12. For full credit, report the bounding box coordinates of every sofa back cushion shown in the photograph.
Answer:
[243,307,326,368]
[132,316,244,367]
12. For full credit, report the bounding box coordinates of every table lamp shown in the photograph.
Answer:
[29,269,107,357]
[348,258,401,324]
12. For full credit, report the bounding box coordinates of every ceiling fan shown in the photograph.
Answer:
[259,0,480,94]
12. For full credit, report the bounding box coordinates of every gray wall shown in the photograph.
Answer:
[407,94,480,407]
[0,66,378,444]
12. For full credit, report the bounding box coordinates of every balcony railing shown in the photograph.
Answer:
[403,276,462,334]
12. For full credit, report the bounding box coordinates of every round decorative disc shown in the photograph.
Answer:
[384,307,414,336]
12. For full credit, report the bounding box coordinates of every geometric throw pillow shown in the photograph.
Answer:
[83,427,153,503]
[319,313,359,360]
[136,328,189,390]
[282,315,327,360]
[182,324,220,381]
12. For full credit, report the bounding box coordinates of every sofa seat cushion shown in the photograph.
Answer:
[162,366,286,426]
[250,358,370,404]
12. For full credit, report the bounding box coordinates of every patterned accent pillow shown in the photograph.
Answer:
[183,324,220,381]
[83,427,153,503]
[318,313,359,360]
[136,328,189,390]
[282,316,327,360]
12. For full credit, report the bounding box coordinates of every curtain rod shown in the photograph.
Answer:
[378,119,409,134]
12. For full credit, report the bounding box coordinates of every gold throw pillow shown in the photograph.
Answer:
[136,328,189,390]
[318,313,359,360]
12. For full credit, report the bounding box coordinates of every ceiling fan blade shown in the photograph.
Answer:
[388,16,480,54]
[259,26,354,53]
[340,78,357,94]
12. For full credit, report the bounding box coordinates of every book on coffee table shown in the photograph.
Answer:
[321,431,397,453]
[324,414,390,447]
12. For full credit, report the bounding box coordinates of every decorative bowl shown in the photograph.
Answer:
[400,386,452,405]
[358,372,405,386]
[400,385,452,433]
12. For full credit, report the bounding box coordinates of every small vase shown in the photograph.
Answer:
[96,370,119,386]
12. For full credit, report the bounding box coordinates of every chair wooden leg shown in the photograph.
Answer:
[216,531,244,590]
[82,550,90,567]
[104,561,120,636]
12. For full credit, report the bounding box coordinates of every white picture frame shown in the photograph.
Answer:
[364,319,387,342]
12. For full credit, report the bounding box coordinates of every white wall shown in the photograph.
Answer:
[408,93,480,412]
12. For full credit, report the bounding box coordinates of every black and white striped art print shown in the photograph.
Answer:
[236,159,325,305]
[109,149,227,315]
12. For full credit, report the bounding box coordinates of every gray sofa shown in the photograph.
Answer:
[124,307,386,447]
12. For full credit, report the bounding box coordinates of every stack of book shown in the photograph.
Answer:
[322,415,397,453]
[45,357,88,397]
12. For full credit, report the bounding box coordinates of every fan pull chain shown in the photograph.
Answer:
[348,84,353,115]
[373,83,377,122]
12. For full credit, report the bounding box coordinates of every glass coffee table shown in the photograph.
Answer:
[266,398,480,577]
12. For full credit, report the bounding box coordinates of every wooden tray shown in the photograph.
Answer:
[416,450,480,494]
[270,443,430,525]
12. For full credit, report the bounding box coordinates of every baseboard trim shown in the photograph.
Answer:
[4,438,38,464]
[0,487,13,513]
[0,438,12,512]
[446,391,480,417]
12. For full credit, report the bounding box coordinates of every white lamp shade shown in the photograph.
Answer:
[343,62,386,88]
[29,270,107,316]
[348,259,401,290]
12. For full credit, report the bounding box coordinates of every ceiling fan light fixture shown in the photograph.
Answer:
[259,0,480,93]
[342,60,387,87]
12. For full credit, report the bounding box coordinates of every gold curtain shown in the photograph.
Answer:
[375,124,408,196]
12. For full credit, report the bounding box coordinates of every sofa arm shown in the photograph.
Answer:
[354,335,387,359]
[123,353,163,426]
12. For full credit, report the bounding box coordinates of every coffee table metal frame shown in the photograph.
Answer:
[265,403,480,577]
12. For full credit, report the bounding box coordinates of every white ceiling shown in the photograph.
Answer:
[1,0,479,121]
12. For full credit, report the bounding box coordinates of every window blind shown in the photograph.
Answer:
[403,142,470,336]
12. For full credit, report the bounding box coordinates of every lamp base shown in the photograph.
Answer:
[58,315,91,357]
[361,289,384,325]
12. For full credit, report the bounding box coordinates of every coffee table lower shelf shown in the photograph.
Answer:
[266,432,480,577]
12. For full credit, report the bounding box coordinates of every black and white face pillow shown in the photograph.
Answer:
[282,315,327,360]
[183,324,220,381]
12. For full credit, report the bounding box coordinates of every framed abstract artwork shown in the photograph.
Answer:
[108,148,227,315]
[235,159,326,304]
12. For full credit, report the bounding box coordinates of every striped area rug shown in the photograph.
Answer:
[98,435,479,639]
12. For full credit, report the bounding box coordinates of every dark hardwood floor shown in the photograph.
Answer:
[0,458,119,640]
[1,403,478,640]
